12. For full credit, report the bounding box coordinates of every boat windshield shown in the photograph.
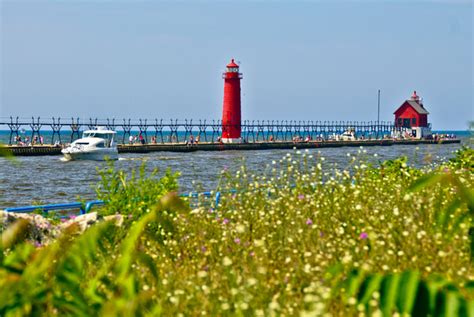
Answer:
[83,132,113,138]
[82,132,115,147]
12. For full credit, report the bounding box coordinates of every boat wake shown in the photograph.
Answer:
[118,156,177,161]
[118,157,147,161]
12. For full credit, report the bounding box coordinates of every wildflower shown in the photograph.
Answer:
[298,194,305,200]
[306,218,313,226]
[254,239,264,247]
[359,232,368,239]
[236,224,246,233]
[234,238,241,244]
[221,303,230,310]
[247,277,257,286]
[223,218,230,225]
[169,296,179,304]
[222,256,233,266]
[269,301,280,310]
[201,246,207,252]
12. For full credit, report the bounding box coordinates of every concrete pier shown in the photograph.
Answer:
[1,139,461,156]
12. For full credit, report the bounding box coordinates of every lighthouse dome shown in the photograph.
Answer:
[411,90,420,101]
[226,59,239,68]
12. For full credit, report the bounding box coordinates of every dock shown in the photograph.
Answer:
[1,139,461,157]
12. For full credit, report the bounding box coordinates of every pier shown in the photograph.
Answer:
[2,139,461,156]
[0,117,461,157]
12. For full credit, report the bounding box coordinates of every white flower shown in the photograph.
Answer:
[247,278,257,286]
[269,301,280,310]
[222,257,233,266]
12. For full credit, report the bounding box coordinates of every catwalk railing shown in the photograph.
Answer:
[0,117,404,145]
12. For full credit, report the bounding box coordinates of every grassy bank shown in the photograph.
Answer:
[1,147,473,316]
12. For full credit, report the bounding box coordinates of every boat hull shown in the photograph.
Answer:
[61,149,118,161]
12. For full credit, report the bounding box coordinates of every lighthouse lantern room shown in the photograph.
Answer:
[221,59,243,143]
[393,91,431,139]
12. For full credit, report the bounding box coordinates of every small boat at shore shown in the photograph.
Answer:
[61,127,118,161]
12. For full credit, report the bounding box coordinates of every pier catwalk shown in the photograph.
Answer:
[2,139,461,157]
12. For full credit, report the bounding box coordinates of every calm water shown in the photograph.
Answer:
[0,136,469,209]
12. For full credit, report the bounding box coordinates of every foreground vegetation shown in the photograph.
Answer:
[1,147,473,316]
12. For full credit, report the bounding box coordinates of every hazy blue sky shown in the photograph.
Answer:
[1,1,472,129]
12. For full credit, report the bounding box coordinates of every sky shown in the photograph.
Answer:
[0,0,472,130]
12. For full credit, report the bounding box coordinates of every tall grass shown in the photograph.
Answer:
[1,147,473,316]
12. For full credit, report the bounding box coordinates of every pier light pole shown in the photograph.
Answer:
[377,89,381,138]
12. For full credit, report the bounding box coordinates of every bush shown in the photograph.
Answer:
[95,161,179,217]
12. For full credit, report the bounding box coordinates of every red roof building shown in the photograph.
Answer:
[394,91,429,128]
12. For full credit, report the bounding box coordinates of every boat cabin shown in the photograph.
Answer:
[82,127,116,147]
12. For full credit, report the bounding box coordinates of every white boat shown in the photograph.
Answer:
[61,127,118,161]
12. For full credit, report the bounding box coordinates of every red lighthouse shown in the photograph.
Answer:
[221,58,243,143]
[394,91,431,139]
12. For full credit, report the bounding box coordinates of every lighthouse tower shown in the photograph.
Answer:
[221,58,243,143]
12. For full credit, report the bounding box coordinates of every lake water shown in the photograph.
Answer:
[0,135,469,209]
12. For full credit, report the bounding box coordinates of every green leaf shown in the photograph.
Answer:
[357,274,383,305]
[435,290,463,317]
[411,280,430,317]
[437,198,462,230]
[345,269,365,299]
[1,219,31,250]
[445,291,460,317]
[380,273,401,317]
[397,270,420,314]
[137,252,159,282]
[409,173,446,192]
[464,299,474,317]
[450,176,474,215]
